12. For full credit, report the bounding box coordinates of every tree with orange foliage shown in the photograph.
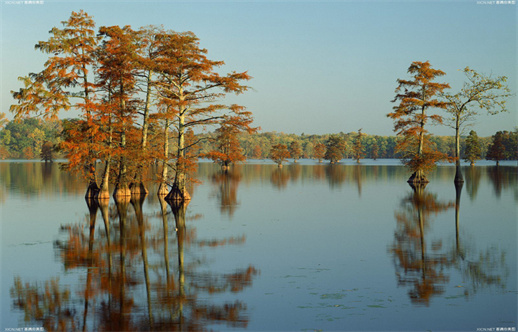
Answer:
[313,142,325,162]
[10,10,101,197]
[203,115,257,171]
[388,61,450,183]
[269,144,290,167]
[0,113,7,129]
[252,145,262,159]
[153,30,251,201]
[96,25,140,198]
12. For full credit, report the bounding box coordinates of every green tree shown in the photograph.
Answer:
[442,67,511,182]
[485,131,506,166]
[464,130,482,166]
[371,138,379,160]
[387,61,450,183]
[502,130,518,160]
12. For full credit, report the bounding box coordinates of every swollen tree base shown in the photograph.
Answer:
[113,184,132,198]
[157,183,169,196]
[165,183,191,202]
[130,182,149,195]
[85,181,100,199]
[454,166,464,183]
[96,189,110,200]
[407,171,429,184]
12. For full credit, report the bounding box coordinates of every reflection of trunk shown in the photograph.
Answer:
[158,196,171,281]
[454,181,464,259]
[354,165,362,197]
[414,184,426,277]
[98,199,113,293]
[158,118,170,196]
[168,200,189,327]
[83,198,98,331]
[115,196,129,330]
[132,195,154,328]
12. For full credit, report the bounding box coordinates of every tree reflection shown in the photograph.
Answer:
[389,183,454,305]
[325,164,346,188]
[210,169,242,218]
[270,167,290,189]
[353,164,362,196]
[464,166,481,201]
[11,195,258,331]
[449,182,508,296]
[390,182,510,306]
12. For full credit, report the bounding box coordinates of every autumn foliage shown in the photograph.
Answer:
[9,11,254,201]
[388,61,450,183]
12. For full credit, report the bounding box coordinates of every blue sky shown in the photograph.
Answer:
[1,0,516,136]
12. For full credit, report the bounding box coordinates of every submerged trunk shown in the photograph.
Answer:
[85,179,100,199]
[166,110,190,202]
[408,170,429,184]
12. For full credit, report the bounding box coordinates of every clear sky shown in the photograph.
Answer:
[1,0,516,136]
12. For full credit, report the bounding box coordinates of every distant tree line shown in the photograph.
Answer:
[1,117,516,164]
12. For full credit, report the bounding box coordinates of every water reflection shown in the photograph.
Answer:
[389,182,509,306]
[210,169,242,218]
[450,182,508,296]
[11,194,258,331]
[5,162,516,331]
[270,167,290,190]
[389,183,455,305]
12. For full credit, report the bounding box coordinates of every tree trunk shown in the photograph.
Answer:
[85,180,100,199]
[131,71,153,196]
[454,117,464,183]
[113,97,131,198]
[158,119,170,196]
[166,108,190,201]
[97,161,111,200]
[113,132,131,198]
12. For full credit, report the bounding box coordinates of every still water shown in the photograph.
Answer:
[1,160,517,331]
